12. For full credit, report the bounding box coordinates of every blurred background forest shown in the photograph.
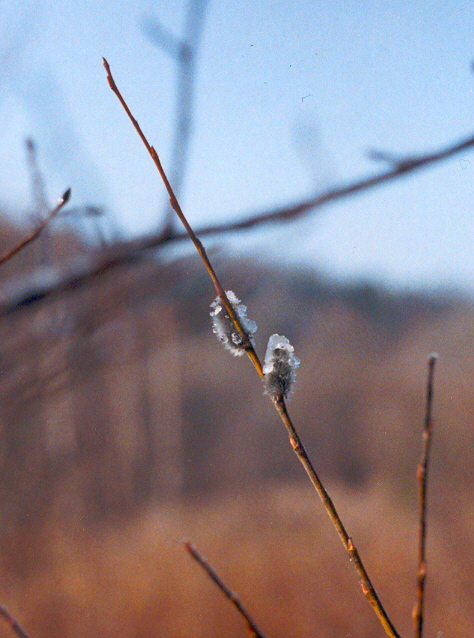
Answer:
[0,201,473,637]
[0,1,473,638]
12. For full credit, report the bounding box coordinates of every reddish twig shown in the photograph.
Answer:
[185,541,268,638]
[104,59,401,637]
[0,189,70,267]
[273,395,400,638]
[103,58,263,376]
[412,353,438,638]
[0,606,30,638]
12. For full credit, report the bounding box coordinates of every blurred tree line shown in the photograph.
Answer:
[0,213,470,534]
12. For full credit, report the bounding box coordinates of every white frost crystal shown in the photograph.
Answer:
[263,334,300,397]
[210,291,257,356]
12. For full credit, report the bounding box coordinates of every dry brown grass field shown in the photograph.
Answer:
[0,483,472,638]
[0,219,473,637]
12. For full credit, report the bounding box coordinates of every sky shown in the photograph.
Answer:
[0,0,474,294]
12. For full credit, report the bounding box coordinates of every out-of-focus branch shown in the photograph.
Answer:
[24,139,104,250]
[25,138,49,215]
[0,606,30,638]
[141,19,183,60]
[1,128,473,316]
[59,205,103,217]
[25,137,51,266]
[0,189,70,267]
[142,0,208,233]
[185,541,268,638]
[195,131,474,235]
[412,353,438,638]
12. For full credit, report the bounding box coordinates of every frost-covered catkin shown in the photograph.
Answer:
[210,291,257,356]
[263,334,300,397]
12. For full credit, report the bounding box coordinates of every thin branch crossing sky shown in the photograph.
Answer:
[0,0,473,293]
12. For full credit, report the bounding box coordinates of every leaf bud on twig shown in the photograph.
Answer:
[210,291,257,356]
[263,334,300,398]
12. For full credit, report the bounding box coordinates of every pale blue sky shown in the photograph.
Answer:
[0,0,474,293]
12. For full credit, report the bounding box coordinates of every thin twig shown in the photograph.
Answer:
[0,606,30,638]
[103,58,263,376]
[273,395,401,638]
[412,353,438,638]
[103,59,401,638]
[185,541,268,638]
[0,189,71,267]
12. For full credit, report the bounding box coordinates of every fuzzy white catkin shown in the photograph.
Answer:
[263,334,300,397]
[210,291,257,356]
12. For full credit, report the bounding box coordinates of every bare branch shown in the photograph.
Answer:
[25,137,52,266]
[104,60,400,637]
[272,395,401,638]
[197,131,474,234]
[1,121,473,316]
[25,138,49,214]
[103,58,263,375]
[0,189,70,267]
[143,0,208,231]
[0,606,30,638]
[59,205,103,217]
[141,16,183,60]
[185,541,268,638]
[412,353,438,638]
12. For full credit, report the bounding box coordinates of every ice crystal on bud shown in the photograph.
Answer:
[263,334,300,397]
[210,291,257,356]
